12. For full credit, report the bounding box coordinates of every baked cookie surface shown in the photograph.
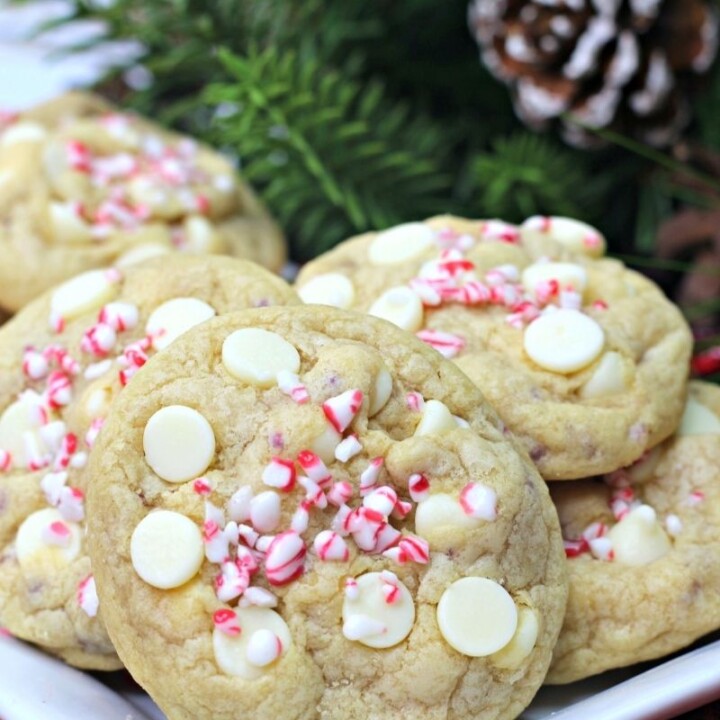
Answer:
[295,216,692,480]
[0,256,299,669]
[0,91,285,311]
[548,381,720,683]
[86,305,567,720]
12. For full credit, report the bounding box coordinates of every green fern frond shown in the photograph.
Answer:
[205,46,453,259]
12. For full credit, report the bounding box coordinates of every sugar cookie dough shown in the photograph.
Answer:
[296,216,692,480]
[548,382,720,683]
[0,91,285,311]
[86,305,567,720]
[0,255,299,669]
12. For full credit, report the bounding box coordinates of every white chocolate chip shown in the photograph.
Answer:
[369,367,393,416]
[0,395,49,468]
[143,405,216,483]
[130,510,204,589]
[51,270,120,323]
[222,328,300,387]
[183,216,224,253]
[115,243,171,268]
[16,508,82,572]
[608,505,672,566]
[311,424,343,465]
[491,607,539,669]
[213,607,291,679]
[49,201,92,244]
[368,287,424,332]
[298,274,355,309]
[524,309,604,374]
[414,399,457,436]
[521,262,587,298]
[83,387,112,419]
[368,223,435,265]
[580,351,629,399]
[521,216,606,257]
[1,121,47,147]
[415,494,482,548]
[146,298,216,351]
[678,397,720,436]
[437,577,518,657]
[342,572,415,648]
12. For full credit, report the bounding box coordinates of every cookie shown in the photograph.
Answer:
[295,216,692,480]
[0,91,285,311]
[547,381,720,684]
[0,255,299,669]
[86,305,567,720]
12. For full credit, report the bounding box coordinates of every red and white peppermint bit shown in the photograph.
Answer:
[42,346,80,376]
[581,522,607,542]
[246,629,283,667]
[359,457,384,496]
[0,450,11,472]
[204,520,230,564]
[348,508,384,551]
[41,471,68,506]
[584,232,603,249]
[25,435,50,472]
[205,501,225,528]
[479,219,520,243]
[296,450,332,488]
[506,301,541,329]
[98,302,139,332]
[264,531,306,586]
[262,457,297,492]
[213,608,241,636]
[437,249,475,277]
[298,476,328,509]
[85,418,105,449]
[362,486,398,518]
[343,614,386,641]
[77,575,99,618]
[409,278,443,306]
[322,389,363,434]
[416,329,466,359]
[80,322,117,357]
[687,490,706,507]
[334,434,362,463]
[42,520,72,547]
[57,486,84,523]
[223,521,240,547]
[344,577,359,600]
[327,481,353,507]
[534,279,559,305]
[392,500,412,520]
[665,514,683,537]
[373,523,402,554]
[384,535,430,565]
[228,486,253,523]
[408,473,430,503]
[405,392,425,412]
[22,349,49,380]
[49,312,65,334]
[276,370,310,404]
[381,570,401,604]
[53,432,78,470]
[237,524,259,548]
[84,360,113,381]
[46,371,72,409]
[66,140,92,172]
[239,586,278,608]
[592,299,609,311]
[563,538,589,558]
[459,482,498,521]
[290,503,310,534]
[215,554,256,603]
[255,535,275,554]
[588,537,614,562]
[313,530,350,561]
[193,477,212,495]
[69,451,88,469]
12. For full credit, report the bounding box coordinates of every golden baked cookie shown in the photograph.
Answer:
[0,91,285,311]
[295,216,692,480]
[86,305,567,720]
[0,256,299,669]
[547,381,720,683]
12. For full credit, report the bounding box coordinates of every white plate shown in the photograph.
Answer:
[2,632,719,720]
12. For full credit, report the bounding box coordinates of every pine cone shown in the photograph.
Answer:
[468,0,719,147]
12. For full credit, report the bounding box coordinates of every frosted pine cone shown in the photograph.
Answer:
[469,0,719,147]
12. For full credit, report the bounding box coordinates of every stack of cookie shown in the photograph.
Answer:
[296,215,720,687]
[0,95,718,720]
